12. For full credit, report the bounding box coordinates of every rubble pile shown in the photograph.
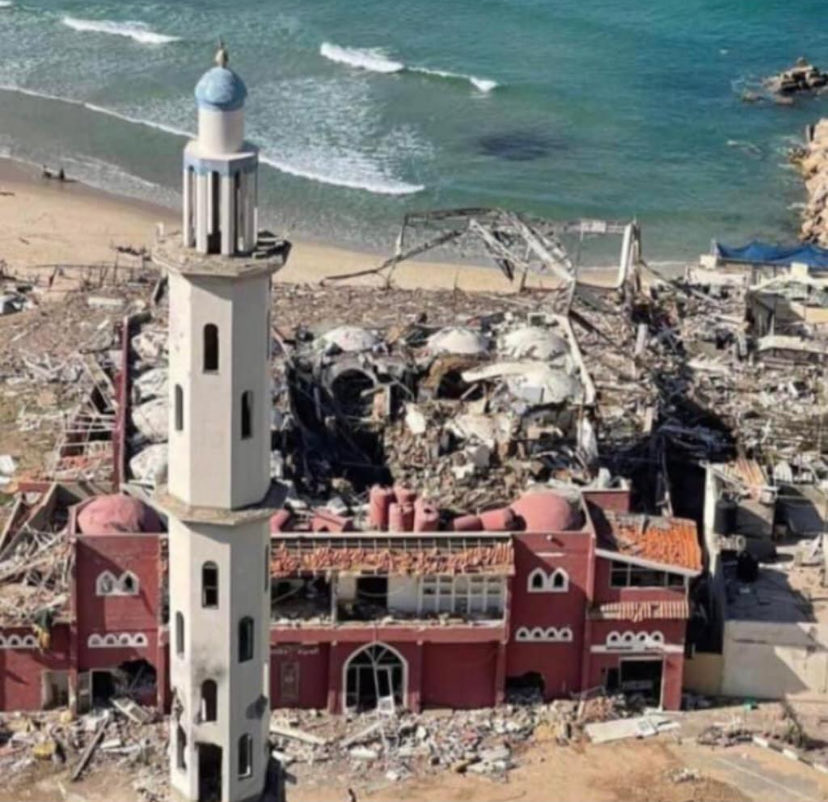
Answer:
[279,310,593,509]
[793,117,828,247]
[119,258,828,517]
[269,691,632,787]
[0,702,168,800]
[0,282,147,486]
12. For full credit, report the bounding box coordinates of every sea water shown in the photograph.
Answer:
[0,0,826,260]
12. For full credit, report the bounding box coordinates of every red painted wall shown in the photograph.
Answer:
[270,643,329,709]
[75,534,160,633]
[77,632,159,673]
[421,643,497,709]
[506,531,591,700]
[0,624,71,711]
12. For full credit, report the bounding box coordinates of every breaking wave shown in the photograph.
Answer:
[61,17,181,45]
[320,41,497,92]
[0,84,423,196]
[0,2,14,8]
[259,153,423,195]
[320,42,403,74]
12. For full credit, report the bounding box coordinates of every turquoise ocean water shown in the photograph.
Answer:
[0,0,826,260]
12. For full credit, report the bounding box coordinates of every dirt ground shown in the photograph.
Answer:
[0,738,732,802]
[4,723,828,802]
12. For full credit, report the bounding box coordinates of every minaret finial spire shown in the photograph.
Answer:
[215,38,228,68]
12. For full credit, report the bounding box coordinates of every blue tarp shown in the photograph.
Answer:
[714,240,828,269]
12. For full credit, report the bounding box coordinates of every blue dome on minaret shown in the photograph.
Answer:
[195,67,247,111]
[194,43,247,111]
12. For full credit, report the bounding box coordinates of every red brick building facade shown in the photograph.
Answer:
[0,487,699,714]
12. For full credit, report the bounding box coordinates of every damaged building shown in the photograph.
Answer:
[4,77,828,791]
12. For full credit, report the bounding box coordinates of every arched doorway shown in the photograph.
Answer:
[343,643,406,712]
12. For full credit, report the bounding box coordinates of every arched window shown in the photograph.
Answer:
[174,384,184,432]
[176,725,187,770]
[238,616,254,662]
[550,568,569,592]
[120,571,139,595]
[527,567,548,593]
[238,733,253,778]
[204,324,219,372]
[241,391,253,439]
[202,562,219,608]
[96,571,117,596]
[201,679,217,722]
[515,627,530,642]
[175,612,185,656]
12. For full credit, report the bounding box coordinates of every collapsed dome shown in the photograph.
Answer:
[500,327,569,361]
[427,327,488,356]
[511,490,584,532]
[195,66,248,111]
[506,365,582,405]
[77,495,163,535]
[319,326,380,353]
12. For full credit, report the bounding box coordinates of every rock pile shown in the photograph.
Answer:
[764,59,828,97]
[793,118,828,247]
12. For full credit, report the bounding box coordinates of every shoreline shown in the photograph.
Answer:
[0,156,623,293]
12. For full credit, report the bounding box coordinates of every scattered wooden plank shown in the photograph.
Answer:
[71,712,110,782]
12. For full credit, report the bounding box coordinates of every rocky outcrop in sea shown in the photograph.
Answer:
[793,119,828,247]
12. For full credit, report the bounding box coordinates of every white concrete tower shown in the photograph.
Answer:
[182,44,258,256]
[155,44,287,802]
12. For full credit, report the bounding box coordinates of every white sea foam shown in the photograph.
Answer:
[320,43,403,73]
[62,17,180,45]
[259,153,423,195]
[412,66,497,93]
[0,83,423,196]
[0,2,14,9]
[320,41,497,92]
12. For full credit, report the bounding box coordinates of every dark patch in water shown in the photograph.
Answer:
[476,130,565,162]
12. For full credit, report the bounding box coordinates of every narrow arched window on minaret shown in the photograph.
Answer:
[204,324,219,372]
[155,40,288,802]
[241,391,253,439]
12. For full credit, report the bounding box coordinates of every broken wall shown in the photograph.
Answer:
[0,624,71,711]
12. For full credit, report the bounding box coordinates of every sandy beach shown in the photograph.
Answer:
[0,157,572,294]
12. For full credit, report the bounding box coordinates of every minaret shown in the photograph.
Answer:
[154,45,286,802]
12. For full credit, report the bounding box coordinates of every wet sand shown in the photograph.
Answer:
[0,158,587,293]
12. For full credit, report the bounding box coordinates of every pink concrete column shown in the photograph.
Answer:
[388,503,404,532]
[369,486,394,531]
[414,498,440,532]
[479,507,516,531]
[311,510,354,532]
[327,642,339,713]
[393,485,417,506]
[494,641,507,706]
[579,616,593,699]
[662,653,683,710]
[410,642,424,713]
[400,503,415,531]
[452,514,483,531]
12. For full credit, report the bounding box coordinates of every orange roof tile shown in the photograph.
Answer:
[271,536,514,576]
[600,512,702,573]
[589,600,690,621]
